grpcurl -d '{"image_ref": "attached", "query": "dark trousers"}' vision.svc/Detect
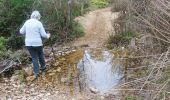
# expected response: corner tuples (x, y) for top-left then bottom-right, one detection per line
(26, 46), (46, 76)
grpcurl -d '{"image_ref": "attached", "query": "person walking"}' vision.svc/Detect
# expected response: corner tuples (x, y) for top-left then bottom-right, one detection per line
(20, 10), (50, 79)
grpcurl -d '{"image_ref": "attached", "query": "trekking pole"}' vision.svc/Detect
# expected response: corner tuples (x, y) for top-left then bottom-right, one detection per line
(48, 33), (56, 60)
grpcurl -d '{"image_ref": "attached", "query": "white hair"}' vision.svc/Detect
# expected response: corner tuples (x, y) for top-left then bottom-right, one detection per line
(30, 11), (41, 20)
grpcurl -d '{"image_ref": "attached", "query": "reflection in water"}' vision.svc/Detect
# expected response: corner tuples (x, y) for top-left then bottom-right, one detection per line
(78, 50), (123, 94)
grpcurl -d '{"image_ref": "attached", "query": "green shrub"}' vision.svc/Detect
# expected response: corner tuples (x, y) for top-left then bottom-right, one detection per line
(68, 22), (84, 40)
(91, 0), (109, 8)
(125, 96), (136, 100)
(33, 0), (86, 43)
(0, 36), (8, 51)
(6, 34), (24, 50)
(0, 0), (34, 50)
(107, 32), (136, 49)
(0, 0), (34, 36)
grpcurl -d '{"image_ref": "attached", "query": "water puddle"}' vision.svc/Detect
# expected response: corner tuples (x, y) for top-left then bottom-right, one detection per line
(78, 49), (123, 94)
(36, 48), (123, 95)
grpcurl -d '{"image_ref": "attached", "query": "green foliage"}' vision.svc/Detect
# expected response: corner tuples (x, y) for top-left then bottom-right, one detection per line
(0, 0), (87, 50)
(69, 22), (84, 40)
(107, 32), (136, 49)
(0, 0), (34, 36)
(7, 34), (24, 50)
(0, 0), (34, 49)
(33, 0), (85, 43)
(125, 96), (136, 100)
(0, 36), (7, 51)
(90, 0), (108, 8)
(0, 36), (8, 60)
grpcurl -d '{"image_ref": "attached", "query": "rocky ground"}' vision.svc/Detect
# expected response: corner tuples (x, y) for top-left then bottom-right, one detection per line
(0, 46), (117, 100)
(0, 71), (116, 100)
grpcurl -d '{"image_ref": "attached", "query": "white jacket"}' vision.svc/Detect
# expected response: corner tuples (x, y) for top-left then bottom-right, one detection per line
(20, 19), (49, 46)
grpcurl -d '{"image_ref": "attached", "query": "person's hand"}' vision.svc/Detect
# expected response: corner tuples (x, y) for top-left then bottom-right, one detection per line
(47, 33), (51, 38)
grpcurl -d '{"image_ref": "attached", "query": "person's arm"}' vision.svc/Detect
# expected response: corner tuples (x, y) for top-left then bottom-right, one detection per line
(20, 23), (26, 34)
(39, 23), (50, 39)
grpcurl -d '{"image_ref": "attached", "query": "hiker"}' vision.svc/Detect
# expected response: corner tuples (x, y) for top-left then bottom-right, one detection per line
(20, 10), (50, 78)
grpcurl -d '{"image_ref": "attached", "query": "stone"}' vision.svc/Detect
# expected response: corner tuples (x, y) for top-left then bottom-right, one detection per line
(46, 93), (51, 96)
(49, 73), (55, 76)
(72, 49), (76, 52)
(101, 96), (104, 99)
(47, 70), (53, 73)
(89, 87), (98, 94)
(10, 75), (19, 82)
(61, 77), (69, 83)
(52, 70), (57, 73)
(71, 98), (75, 100)
(54, 62), (59, 66)
(26, 76), (36, 82)
(30, 88), (35, 92)
(24, 67), (33, 76)
(57, 67), (61, 72)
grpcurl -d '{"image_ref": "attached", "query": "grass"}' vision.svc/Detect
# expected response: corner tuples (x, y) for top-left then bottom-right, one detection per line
(90, 0), (109, 9)
(107, 32), (136, 49)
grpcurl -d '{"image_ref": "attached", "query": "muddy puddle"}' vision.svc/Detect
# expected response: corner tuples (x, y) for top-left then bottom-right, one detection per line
(78, 49), (123, 94)
(36, 48), (123, 95)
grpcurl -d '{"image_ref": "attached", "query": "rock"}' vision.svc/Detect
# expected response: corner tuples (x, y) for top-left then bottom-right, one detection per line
(12, 83), (18, 88)
(52, 70), (57, 73)
(38, 94), (44, 97)
(30, 88), (35, 92)
(54, 62), (59, 66)
(60, 58), (66, 61)
(57, 67), (61, 72)
(101, 96), (104, 99)
(24, 67), (33, 76)
(55, 91), (59, 95)
(30, 84), (35, 87)
(89, 87), (98, 94)
(49, 73), (55, 76)
(47, 70), (53, 73)
(65, 51), (71, 55)
(10, 75), (19, 82)
(61, 77), (69, 83)
(71, 98), (75, 100)
(46, 93), (51, 96)
(72, 49), (76, 52)
(26, 76), (36, 82)
(49, 53), (55, 57)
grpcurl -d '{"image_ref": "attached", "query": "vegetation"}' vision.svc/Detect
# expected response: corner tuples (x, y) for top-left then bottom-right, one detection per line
(0, 0), (89, 51)
(110, 0), (170, 99)
(107, 32), (136, 49)
(90, 0), (109, 8)
(0, 37), (7, 51)
(125, 96), (136, 100)
(0, 0), (34, 49)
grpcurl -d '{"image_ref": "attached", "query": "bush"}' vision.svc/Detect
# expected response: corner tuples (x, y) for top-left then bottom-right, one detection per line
(33, 0), (86, 43)
(0, 36), (8, 51)
(125, 96), (136, 100)
(107, 32), (136, 49)
(111, 0), (128, 12)
(7, 34), (24, 50)
(0, 0), (34, 49)
(68, 22), (84, 40)
(0, 0), (34, 36)
(91, 0), (109, 8)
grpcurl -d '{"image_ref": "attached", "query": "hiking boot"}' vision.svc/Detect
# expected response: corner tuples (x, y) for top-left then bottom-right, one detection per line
(40, 67), (47, 72)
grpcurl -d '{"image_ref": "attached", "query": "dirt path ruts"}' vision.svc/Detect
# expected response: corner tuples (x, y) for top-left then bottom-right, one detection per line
(73, 7), (119, 48)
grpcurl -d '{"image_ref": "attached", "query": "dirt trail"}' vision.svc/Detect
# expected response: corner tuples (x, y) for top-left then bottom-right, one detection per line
(73, 7), (119, 48)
